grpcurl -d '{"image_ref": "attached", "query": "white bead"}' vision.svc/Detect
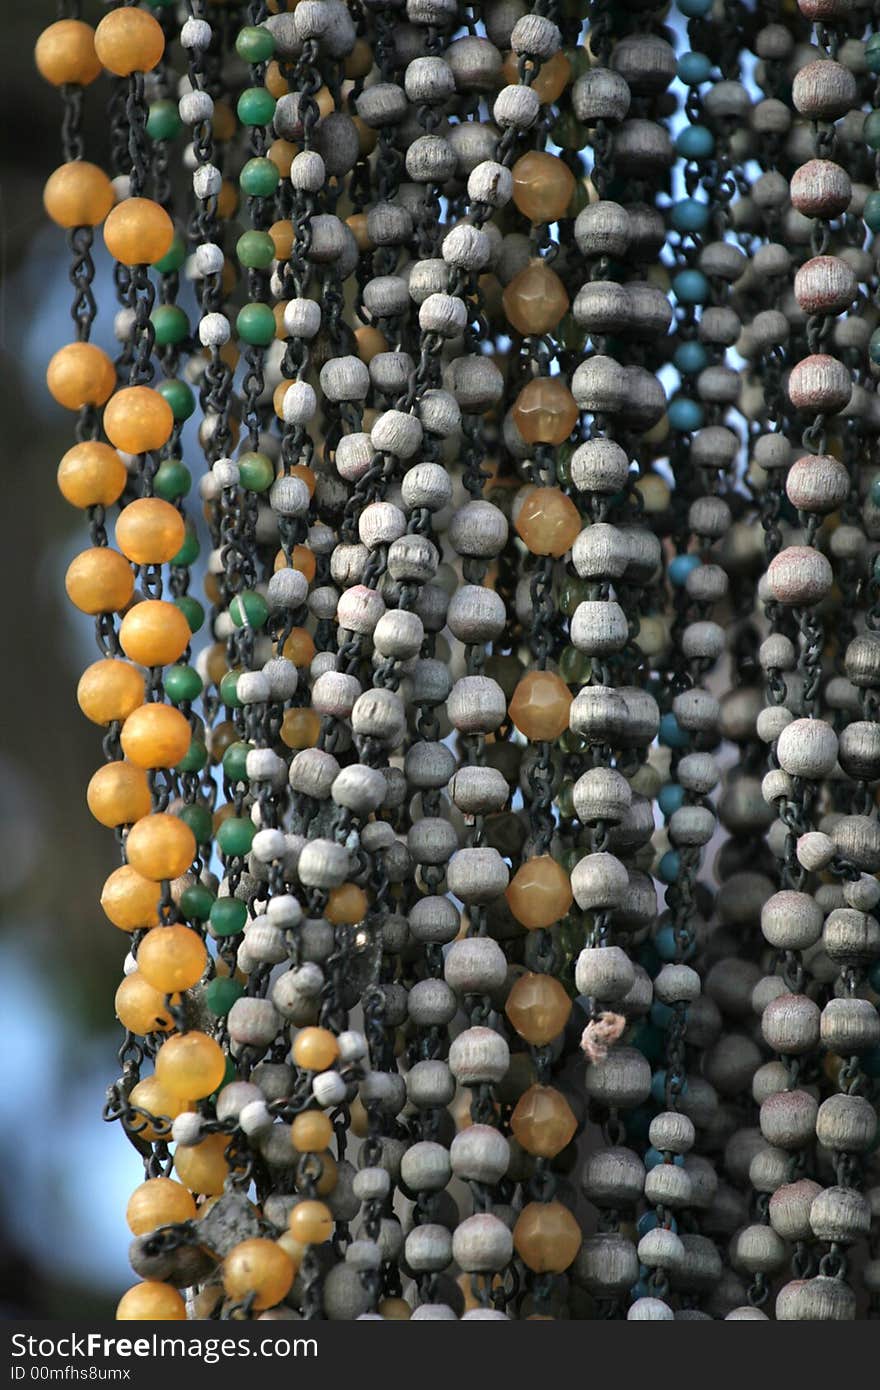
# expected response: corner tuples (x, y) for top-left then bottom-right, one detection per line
(281, 380), (317, 425)
(198, 312), (230, 347)
(313, 1071), (347, 1107)
(180, 19), (212, 49)
(284, 299), (322, 339)
(194, 242), (224, 276)
(193, 163), (222, 198)
(179, 91), (213, 124)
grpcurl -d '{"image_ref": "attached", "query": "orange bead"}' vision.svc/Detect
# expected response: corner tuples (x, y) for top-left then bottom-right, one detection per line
(138, 924), (207, 993)
(115, 971), (175, 1035)
(508, 670), (573, 740)
(101, 864), (160, 932)
(119, 599), (192, 667)
(287, 1199), (333, 1245)
(505, 972), (572, 1045)
(65, 546), (134, 614)
(87, 761), (152, 828)
(280, 706), (320, 750)
(223, 1239), (294, 1310)
(94, 8), (165, 75)
(156, 1030), (226, 1099)
(104, 384), (174, 451)
(47, 342), (116, 409)
(78, 658), (145, 726)
(44, 161), (115, 228)
(354, 326), (387, 362)
(269, 220), (293, 260)
(511, 151), (576, 223)
(275, 546), (316, 583)
(347, 215), (375, 254)
(35, 20), (102, 86)
(326, 883), (368, 925)
(174, 1133), (230, 1195)
(290, 1111), (334, 1153)
(265, 61), (289, 98)
(104, 196), (174, 265)
(127, 1075), (191, 1141)
(513, 1200), (581, 1273)
(276, 1233), (305, 1272)
(281, 627), (316, 667)
(510, 1084), (577, 1158)
(502, 50), (571, 104)
(511, 382), (579, 449)
(379, 1298), (411, 1320)
(126, 1177), (197, 1236)
(289, 465), (316, 497)
(353, 116), (377, 156)
(58, 441), (127, 509)
(291, 1027), (339, 1072)
(345, 38), (374, 79)
(209, 720), (238, 762)
(121, 703), (192, 769)
(302, 1151), (338, 1198)
(116, 498), (186, 565)
(506, 854), (573, 930)
(515, 484), (581, 555)
(126, 813), (196, 881)
(217, 180), (239, 220)
(116, 1281), (186, 1321)
(502, 260), (570, 337)
(212, 101), (236, 142)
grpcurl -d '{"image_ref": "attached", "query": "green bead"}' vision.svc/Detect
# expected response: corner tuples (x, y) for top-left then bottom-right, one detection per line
(566, 46), (592, 79)
(559, 645), (592, 685)
(868, 33), (880, 73)
(236, 24), (275, 63)
(156, 377), (195, 421)
(870, 475), (880, 508)
(177, 803), (213, 844)
(237, 450), (275, 492)
(217, 1054), (237, 1091)
(559, 725), (589, 755)
(172, 527), (200, 567)
(180, 883), (214, 922)
(556, 781), (576, 819)
(217, 816), (255, 858)
(236, 229), (276, 269)
(229, 589), (269, 629)
(153, 457), (191, 500)
(870, 328), (880, 367)
(555, 442), (574, 487)
(222, 740), (250, 784)
(235, 302), (276, 347)
(240, 157), (281, 198)
(865, 191), (880, 232)
(552, 113), (589, 151)
(865, 110), (880, 150)
(164, 664), (203, 704)
(206, 976), (245, 1016)
(219, 670), (242, 709)
(177, 739), (208, 774)
(154, 233), (186, 274)
(175, 595), (205, 633)
(237, 86), (276, 127)
(209, 897), (248, 938)
(150, 304), (189, 346)
(146, 99), (182, 141)
(559, 577), (588, 617)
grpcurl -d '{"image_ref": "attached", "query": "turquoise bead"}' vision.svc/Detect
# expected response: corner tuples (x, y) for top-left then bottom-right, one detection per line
(677, 51), (712, 85)
(668, 553), (701, 586)
(868, 33), (880, 74)
(164, 664), (203, 704)
(146, 99), (182, 142)
(657, 850), (681, 885)
(235, 25), (275, 63)
(219, 670), (242, 709)
(673, 340), (707, 375)
(222, 740), (250, 784)
(677, 0), (713, 14)
(658, 783), (685, 818)
(672, 269), (709, 304)
(177, 739), (208, 773)
(865, 110), (880, 150)
(668, 396), (704, 432)
(674, 126), (714, 160)
(671, 198), (710, 234)
(209, 897), (248, 938)
(869, 478), (880, 510)
(179, 883), (214, 922)
(864, 190), (880, 231)
(172, 528), (200, 567)
(206, 976), (245, 1016)
(217, 816), (256, 858)
(154, 233), (186, 275)
(870, 328), (880, 367)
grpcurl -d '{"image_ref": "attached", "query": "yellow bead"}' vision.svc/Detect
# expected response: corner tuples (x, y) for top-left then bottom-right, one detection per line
(101, 864), (160, 932)
(290, 1111), (334, 1153)
(502, 259), (570, 337)
(94, 9), (165, 76)
(156, 1030), (226, 1099)
(35, 20), (102, 86)
(505, 971), (572, 1045)
(64, 546), (133, 615)
(119, 599), (192, 667)
(126, 1177), (197, 1236)
(114, 971), (175, 1035)
(104, 384), (174, 451)
(510, 1084), (577, 1158)
(287, 1199), (333, 1245)
(511, 381), (579, 448)
(78, 658), (145, 726)
(58, 441), (127, 509)
(326, 883), (368, 925)
(223, 1239), (294, 1310)
(505, 854), (573, 930)
(127, 1075), (191, 1141)
(47, 342), (116, 409)
(126, 813), (196, 881)
(116, 1281), (186, 1321)
(121, 703), (192, 769)
(116, 498), (186, 565)
(275, 1233), (305, 1273)
(292, 1027), (339, 1072)
(508, 670), (573, 741)
(513, 1200), (581, 1273)
(511, 151), (576, 223)
(87, 760), (152, 827)
(44, 161), (115, 228)
(174, 1134), (230, 1195)
(299, 1151), (338, 1198)
(137, 925), (207, 993)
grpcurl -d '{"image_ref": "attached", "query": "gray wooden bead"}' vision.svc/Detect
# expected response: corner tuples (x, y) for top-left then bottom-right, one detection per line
(400, 1141), (452, 1194)
(351, 687), (406, 745)
(571, 599), (629, 654)
(447, 585), (506, 642)
(767, 545), (833, 605)
(573, 766), (631, 825)
(216, 1081), (262, 1123)
(356, 82), (407, 127)
(404, 55), (454, 103)
(649, 1111), (695, 1155)
(289, 749), (340, 799)
(322, 1264), (371, 1321)
(574, 945), (634, 1001)
(363, 274), (409, 318)
(794, 256), (858, 316)
(331, 764), (387, 816)
(452, 1214), (513, 1272)
(761, 993), (821, 1054)
(776, 1276), (856, 1321)
(820, 997), (880, 1052)
(638, 1227), (685, 1270)
(409, 895), (460, 944)
(760, 1089), (818, 1149)
(411, 1305), (457, 1320)
(406, 134), (457, 184)
(405, 1225), (453, 1274)
(732, 1224), (787, 1274)
(493, 83), (540, 129)
(831, 816), (880, 872)
(447, 675), (506, 733)
(752, 975), (788, 1016)
(369, 350), (413, 396)
(823, 907), (880, 960)
(449, 500), (508, 557)
(406, 1059), (455, 1109)
(335, 432), (374, 483)
(644, 1164), (693, 1209)
(311, 671), (361, 720)
(571, 521), (629, 580)
(447, 847), (509, 903)
(448, 1026), (509, 1084)
(444, 936), (507, 995)
(450, 1124), (510, 1183)
(401, 462), (452, 513)
(448, 765), (509, 815)
(583, 1046), (651, 1108)
(787, 354), (852, 413)
(446, 353), (505, 411)
(810, 1186), (871, 1244)
(360, 1069), (406, 1115)
(571, 852), (628, 911)
(769, 1179), (823, 1240)
(580, 1146), (644, 1207)
(654, 964), (701, 1005)
(613, 119), (674, 176)
(404, 741), (455, 791)
(628, 1297), (674, 1320)
(815, 1093), (877, 1152)
(407, 816), (459, 866)
(838, 722), (880, 781)
(574, 1233), (638, 1295)
(447, 35), (502, 90)
(785, 453), (850, 514)
(668, 804), (716, 847)
(467, 159), (512, 207)
(373, 608), (424, 659)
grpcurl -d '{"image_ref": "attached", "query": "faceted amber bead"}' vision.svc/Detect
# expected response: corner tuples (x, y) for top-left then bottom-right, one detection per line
(509, 670), (573, 740)
(512, 151), (576, 223)
(326, 883), (368, 925)
(127, 1075), (191, 1142)
(292, 1027), (339, 1072)
(282, 627), (316, 666)
(514, 1200), (582, 1273)
(119, 598), (192, 666)
(174, 1133), (230, 1195)
(502, 259), (570, 337)
(47, 342), (116, 410)
(87, 761), (152, 828)
(126, 813), (196, 883)
(224, 1239), (294, 1311)
(94, 8), (165, 76)
(44, 162), (115, 229)
(505, 972), (572, 1045)
(291, 1111), (334, 1153)
(510, 1084), (577, 1158)
(506, 855), (573, 930)
(157, 1030), (225, 1099)
(104, 384), (174, 451)
(515, 484), (581, 556)
(114, 971), (175, 1035)
(502, 49), (571, 104)
(116, 498), (186, 565)
(35, 19), (102, 86)
(101, 864), (160, 932)
(138, 925), (207, 993)
(126, 1177), (197, 1236)
(511, 380), (579, 448)
(58, 441), (127, 509)
(288, 1199), (333, 1245)
(280, 706), (320, 750)
(121, 703), (192, 769)
(65, 547), (133, 615)
(116, 1281), (186, 1321)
